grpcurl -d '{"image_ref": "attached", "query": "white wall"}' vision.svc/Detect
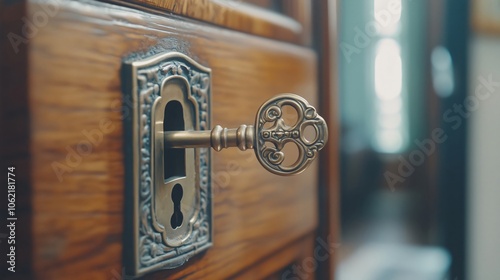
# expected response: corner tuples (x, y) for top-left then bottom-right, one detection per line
(467, 34), (500, 280)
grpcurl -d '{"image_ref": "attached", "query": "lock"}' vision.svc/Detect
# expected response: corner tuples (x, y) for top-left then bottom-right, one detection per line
(122, 52), (213, 276)
(122, 52), (327, 277)
(152, 79), (199, 247)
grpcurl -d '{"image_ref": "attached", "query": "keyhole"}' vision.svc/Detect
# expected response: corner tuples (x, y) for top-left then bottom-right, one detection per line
(164, 101), (186, 181)
(170, 184), (184, 229)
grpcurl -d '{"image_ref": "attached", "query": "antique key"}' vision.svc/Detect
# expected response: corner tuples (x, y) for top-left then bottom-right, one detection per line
(163, 94), (328, 175)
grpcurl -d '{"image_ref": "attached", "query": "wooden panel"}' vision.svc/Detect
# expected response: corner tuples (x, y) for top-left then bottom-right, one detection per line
(25, 0), (318, 279)
(281, 0), (313, 46)
(234, 233), (316, 280)
(312, 0), (341, 278)
(106, 0), (305, 45)
(222, 0), (313, 46)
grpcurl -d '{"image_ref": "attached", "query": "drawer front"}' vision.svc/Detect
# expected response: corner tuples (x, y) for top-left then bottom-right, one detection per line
(28, 0), (318, 279)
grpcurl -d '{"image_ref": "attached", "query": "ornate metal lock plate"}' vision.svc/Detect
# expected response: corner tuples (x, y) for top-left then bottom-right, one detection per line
(122, 52), (213, 277)
(121, 51), (328, 277)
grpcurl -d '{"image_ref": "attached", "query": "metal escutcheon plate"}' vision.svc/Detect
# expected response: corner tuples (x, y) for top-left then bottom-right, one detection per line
(122, 52), (213, 277)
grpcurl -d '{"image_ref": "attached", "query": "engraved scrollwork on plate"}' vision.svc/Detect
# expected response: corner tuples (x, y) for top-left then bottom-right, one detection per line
(254, 94), (328, 176)
(123, 52), (212, 276)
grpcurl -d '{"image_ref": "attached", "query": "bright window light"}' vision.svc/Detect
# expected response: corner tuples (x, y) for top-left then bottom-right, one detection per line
(375, 39), (402, 100)
(378, 98), (402, 115)
(373, 39), (406, 153)
(378, 114), (402, 129)
(374, 0), (402, 35)
(372, 0), (406, 153)
(376, 129), (403, 153)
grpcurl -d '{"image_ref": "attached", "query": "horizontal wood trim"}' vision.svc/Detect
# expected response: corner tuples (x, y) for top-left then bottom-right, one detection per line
(106, 0), (305, 44)
(281, 0), (313, 46)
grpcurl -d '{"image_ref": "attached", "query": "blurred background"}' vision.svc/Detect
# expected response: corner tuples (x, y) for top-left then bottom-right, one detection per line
(336, 0), (500, 280)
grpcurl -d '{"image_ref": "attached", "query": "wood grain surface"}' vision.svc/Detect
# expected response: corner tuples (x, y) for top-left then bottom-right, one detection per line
(21, 0), (319, 279)
(105, 0), (305, 45)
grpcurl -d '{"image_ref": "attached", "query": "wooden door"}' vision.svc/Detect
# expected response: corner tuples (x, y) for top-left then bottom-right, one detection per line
(0, 0), (340, 279)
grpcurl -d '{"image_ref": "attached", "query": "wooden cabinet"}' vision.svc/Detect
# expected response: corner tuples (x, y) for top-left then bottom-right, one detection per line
(0, 0), (339, 279)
